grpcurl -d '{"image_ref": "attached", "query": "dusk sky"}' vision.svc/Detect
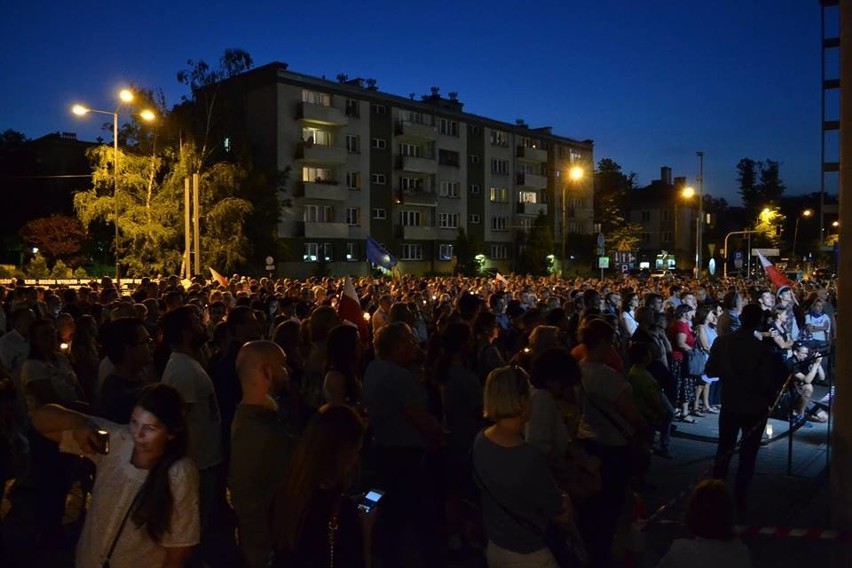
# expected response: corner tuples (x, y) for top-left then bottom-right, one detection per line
(1, 1), (826, 204)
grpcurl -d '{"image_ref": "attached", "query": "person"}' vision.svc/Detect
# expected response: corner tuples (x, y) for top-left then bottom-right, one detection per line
(322, 324), (363, 408)
(668, 304), (700, 422)
(619, 293), (640, 338)
(99, 317), (154, 423)
(765, 305), (794, 359)
(69, 314), (101, 404)
(361, 321), (443, 567)
(717, 291), (743, 337)
(29, 383), (200, 567)
(230, 341), (297, 568)
(803, 297), (830, 371)
(160, 306), (224, 539)
(694, 305), (720, 414)
(706, 304), (782, 513)
(473, 311), (504, 382)
(785, 343), (826, 425)
(269, 405), (370, 568)
(655, 479), (752, 568)
(576, 318), (646, 568)
(472, 365), (573, 567)
(627, 342), (674, 460)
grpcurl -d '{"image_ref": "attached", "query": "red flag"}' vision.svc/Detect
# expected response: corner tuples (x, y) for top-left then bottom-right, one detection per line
(209, 267), (228, 287)
(757, 251), (795, 289)
(495, 272), (508, 285)
(338, 277), (369, 343)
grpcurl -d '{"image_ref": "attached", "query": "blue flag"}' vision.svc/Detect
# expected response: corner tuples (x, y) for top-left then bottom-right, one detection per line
(366, 236), (397, 270)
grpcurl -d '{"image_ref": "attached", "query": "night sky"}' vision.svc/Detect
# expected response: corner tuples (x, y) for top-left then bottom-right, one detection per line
(1, 0), (824, 204)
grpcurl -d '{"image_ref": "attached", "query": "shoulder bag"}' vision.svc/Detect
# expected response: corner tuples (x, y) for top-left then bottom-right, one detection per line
(102, 487), (143, 568)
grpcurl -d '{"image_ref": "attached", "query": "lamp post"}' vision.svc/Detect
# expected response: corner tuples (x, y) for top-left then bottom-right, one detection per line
(562, 165), (583, 275)
(72, 90), (155, 285)
(696, 151), (704, 277)
(792, 209), (813, 264)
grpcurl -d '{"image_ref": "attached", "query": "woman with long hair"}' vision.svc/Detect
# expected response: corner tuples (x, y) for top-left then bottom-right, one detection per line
(694, 305), (720, 414)
(30, 383), (199, 567)
(69, 314), (102, 405)
(323, 324), (363, 408)
(668, 304), (700, 423)
(270, 405), (369, 567)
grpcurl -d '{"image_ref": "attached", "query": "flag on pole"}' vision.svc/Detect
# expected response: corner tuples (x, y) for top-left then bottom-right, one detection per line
(757, 251), (795, 290)
(495, 272), (508, 285)
(366, 236), (398, 271)
(209, 267), (228, 287)
(338, 276), (369, 343)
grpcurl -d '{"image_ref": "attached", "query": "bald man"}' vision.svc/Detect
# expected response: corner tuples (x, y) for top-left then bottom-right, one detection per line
(229, 340), (297, 568)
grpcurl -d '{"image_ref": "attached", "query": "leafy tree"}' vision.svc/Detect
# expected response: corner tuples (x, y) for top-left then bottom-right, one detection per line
(593, 159), (643, 254)
(753, 205), (786, 248)
(50, 260), (72, 279)
(18, 214), (88, 267)
(737, 158), (785, 223)
(516, 212), (555, 275)
(453, 228), (479, 276)
(26, 253), (49, 279)
(73, 267), (89, 279)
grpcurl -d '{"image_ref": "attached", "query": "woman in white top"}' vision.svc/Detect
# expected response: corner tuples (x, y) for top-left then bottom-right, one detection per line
(30, 383), (200, 568)
(619, 292), (641, 338)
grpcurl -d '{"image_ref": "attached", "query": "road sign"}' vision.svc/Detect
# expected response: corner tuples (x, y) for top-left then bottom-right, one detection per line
(598, 256), (610, 269)
(620, 263), (629, 274)
(735, 251), (743, 260)
(597, 233), (605, 248)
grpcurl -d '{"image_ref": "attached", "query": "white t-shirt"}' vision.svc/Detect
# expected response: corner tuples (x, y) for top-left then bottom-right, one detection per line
(805, 312), (830, 342)
(60, 417), (200, 568)
(21, 355), (79, 406)
(162, 352), (223, 470)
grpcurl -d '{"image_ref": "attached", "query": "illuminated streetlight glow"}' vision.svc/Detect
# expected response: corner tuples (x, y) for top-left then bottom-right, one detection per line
(682, 186), (695, 199)
(833, 220), (839, 227)
(139, 109), (156, 122)
(803, 209), (813, 217)
(569, 166), (584, 181)
(119, 89), (134, 103)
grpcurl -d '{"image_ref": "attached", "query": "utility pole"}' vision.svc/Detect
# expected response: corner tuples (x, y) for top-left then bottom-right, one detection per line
(696, 151), (704, 277)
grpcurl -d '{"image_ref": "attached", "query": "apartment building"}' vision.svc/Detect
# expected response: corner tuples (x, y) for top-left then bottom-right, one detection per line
(220, 62), (593, 277)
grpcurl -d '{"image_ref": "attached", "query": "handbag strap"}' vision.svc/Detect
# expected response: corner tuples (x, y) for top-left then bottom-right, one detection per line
(470, 443), (544, 538)
(585, 393), (634, 443)
(104, 485), (143, 564)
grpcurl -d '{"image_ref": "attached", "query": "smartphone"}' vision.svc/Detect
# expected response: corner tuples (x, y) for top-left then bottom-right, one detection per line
(96, 430), (110, 454)
(357, 489), (385, 513)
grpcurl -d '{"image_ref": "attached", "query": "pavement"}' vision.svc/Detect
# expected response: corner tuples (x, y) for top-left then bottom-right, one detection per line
(1, 384), (845, 567)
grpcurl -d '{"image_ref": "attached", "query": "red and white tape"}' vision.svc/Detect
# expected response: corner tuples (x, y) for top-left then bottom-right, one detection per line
(736, 525), (852, 541)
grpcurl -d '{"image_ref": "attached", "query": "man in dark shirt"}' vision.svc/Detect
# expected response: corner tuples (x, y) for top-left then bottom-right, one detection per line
(706, 303), (785, 512)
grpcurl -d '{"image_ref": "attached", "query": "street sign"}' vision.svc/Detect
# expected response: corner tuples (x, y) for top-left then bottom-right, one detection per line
(597, 233), (605, 248)
(620, 264), (629, 274)
(265, 256), (274, 265)
(598, 256), (610, 269)
(735, 251), (743, 260)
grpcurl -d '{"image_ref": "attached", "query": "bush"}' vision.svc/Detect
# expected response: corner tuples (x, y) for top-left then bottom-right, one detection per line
(26, 254), (49, 279)
(50, 260), (72, 279)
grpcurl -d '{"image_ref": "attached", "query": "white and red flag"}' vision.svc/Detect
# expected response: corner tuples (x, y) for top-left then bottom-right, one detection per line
(209, 267), (229, 287)
(338, 277), (370, 343)
(495, 273), (508, 285)
(757, 251), (795, 290)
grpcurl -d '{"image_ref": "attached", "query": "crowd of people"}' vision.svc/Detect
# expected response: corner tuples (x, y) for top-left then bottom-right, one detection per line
(0, 270), (837, 567)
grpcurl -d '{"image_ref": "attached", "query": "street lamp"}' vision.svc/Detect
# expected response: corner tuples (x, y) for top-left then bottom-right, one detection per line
(792, 209), (813, 263)
(562, 165), (584, 275)
(72, 89), (155, 285)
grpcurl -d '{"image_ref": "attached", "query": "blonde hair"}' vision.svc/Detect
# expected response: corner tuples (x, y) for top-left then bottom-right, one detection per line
(529, 325), (560, 353)
(483, 366), (530, 421)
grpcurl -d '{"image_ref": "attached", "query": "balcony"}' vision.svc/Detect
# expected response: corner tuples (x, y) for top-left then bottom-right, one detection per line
(296, 142), (347, 164)
(304, 222), (349, 239)
(395, 120), (437, 139)
(396, 155), (438, 174)
(516, 202), (548, 216)
(297, 102), (348, 126)
(300, 181), (348, 202)
(516, 145), (547, 162)
(516, 172), (547, 189)
(398, 189), (438, 206)
(396, 225), (437, 240)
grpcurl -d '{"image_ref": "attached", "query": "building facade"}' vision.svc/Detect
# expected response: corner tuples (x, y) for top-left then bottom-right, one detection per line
(222, 63), (594, 277)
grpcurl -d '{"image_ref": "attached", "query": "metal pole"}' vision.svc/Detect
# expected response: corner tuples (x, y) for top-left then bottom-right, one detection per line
(561, 182), (567, 276)
(723, 229), (754, 279)
(793, 216), (801, 263)
(113, 112), (120, 287)
(747, 231), (752, 276)
(696, 151), (704, 276)
(193, 173), (200, 276)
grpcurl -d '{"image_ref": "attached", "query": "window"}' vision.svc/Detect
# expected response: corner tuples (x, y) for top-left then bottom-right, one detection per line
(439, 118), (459, 137)
(346, 135), (360, 153)
(371, 138), (387, 149)
(371, 104), (386, 115)
(491, 159), (509, 175)
(662, 210), (672, 222)
(399, 142), (422, 157)
(519, 218), (533, 232)
(520, 137), (542, 149)
(470, 125), (482, 135)
(439, 181), (460, 198)
(223, 137), (231, 153)
(371, 173), (386, 185)
(438, 149), (460, 167)
(469, 213), (481, 224)
(400, 210), (421, 226)
(304, 204), (334, 223)
(345, 99), (360, 117)
(345, 242), (358, 261)
(346, 171), (361, 190)
(490, 245), (508, 260)
(439, 244), (454, 260)
(302, 89), (331, 106)
(304, 242), (319, 262)
(640, 211), (651, 222)
(518, 191), (537, 204)
(661, 231), (672, 243)
(321, 243), (333, 262)
(400, 177), (424, 192)
(302, 127), (333, 146)
(641, 232), (651, 244)
(402, 110), (424, 124)
(469, 184), (481, 195)
(346, 207), (360, 226)
(491, 217), (508, 231)
(490, 130), (509, 146)
(469, 154), (481, 164)
(438, 213), (459, 229)
(489, 187), (509, 203)
(401, 244), (423, 261)
(302, 166), (335, 183)
(372, 208), (387, 220)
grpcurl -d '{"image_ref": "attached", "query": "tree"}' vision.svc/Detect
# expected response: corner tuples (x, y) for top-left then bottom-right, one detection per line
(26, 253), (49, 279)
(18, 214), (88, 267)
(50, 260), (72, 279)
(516, 212), (555, 275)
(453, 228), (479, 276)
(737, 157), (786, 222)
(593, 158), (643, 254)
